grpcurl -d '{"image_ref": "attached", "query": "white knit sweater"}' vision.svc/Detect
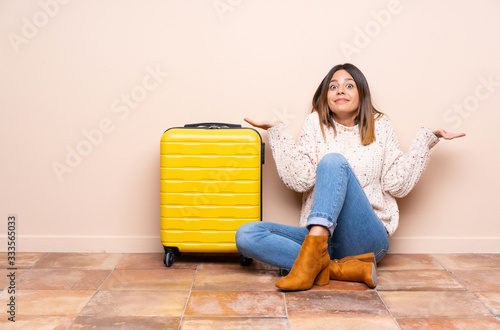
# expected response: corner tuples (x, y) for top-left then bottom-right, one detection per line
(267, 111), (439, 236)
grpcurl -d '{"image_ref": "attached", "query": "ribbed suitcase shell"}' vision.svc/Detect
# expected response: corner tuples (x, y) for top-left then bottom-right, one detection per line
(160, 124), (263, 256)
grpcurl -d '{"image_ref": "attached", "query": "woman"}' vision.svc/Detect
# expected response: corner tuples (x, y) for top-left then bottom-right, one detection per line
(235, 63), (465, 291)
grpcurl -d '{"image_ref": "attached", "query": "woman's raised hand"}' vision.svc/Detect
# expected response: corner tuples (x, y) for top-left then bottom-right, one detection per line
(432, 129), (466, 140)
(244, 118), (282, 130)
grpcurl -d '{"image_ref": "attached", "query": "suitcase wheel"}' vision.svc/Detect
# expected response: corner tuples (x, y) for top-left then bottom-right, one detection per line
(164, 252), (175, 267)
(239, 255), (253, 267)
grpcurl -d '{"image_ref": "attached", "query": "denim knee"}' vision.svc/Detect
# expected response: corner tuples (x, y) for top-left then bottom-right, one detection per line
(235, 222), (258, 253)
(375, 249), (388, 263)
(318, 153), (348, 171)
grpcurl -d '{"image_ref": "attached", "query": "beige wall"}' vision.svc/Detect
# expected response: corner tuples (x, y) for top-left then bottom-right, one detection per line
(1, 0), (499, 253)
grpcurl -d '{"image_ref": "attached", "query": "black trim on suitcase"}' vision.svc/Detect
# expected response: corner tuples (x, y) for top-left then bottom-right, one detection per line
(183, 123), (242, 129)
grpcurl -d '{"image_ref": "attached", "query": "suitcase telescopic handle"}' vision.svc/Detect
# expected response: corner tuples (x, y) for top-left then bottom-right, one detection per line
(184, 123), (242, 129)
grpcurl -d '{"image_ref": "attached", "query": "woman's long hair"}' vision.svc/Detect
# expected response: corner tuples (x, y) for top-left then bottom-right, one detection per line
(312, 63), (382, 146)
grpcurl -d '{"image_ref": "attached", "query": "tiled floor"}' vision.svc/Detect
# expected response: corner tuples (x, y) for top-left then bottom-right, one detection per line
(1, 253), (500, 329)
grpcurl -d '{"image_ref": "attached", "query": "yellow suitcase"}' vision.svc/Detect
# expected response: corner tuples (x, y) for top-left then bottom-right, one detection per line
(160, 123), (264, 267)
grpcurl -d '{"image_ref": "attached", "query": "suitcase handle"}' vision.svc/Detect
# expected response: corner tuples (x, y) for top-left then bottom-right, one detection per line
(184, 123), (242, 129)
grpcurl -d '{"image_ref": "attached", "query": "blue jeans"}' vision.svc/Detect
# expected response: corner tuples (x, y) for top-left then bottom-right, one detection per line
(236, 153), (389, 271)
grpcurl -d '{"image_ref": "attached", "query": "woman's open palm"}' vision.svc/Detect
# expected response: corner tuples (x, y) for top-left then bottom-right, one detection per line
(244, 118), (281, 130)
(432, 129), (466, 140)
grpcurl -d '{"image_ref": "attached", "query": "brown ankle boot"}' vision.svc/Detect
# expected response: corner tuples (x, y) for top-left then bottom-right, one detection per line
(329, 259), (377, 288)
(335, 252), (376, 264)
(275, 235), (330, 291)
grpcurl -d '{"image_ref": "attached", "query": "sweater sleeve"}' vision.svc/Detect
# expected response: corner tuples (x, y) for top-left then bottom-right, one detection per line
(267, 113), (319, 193)
(381, 118), (440, 198)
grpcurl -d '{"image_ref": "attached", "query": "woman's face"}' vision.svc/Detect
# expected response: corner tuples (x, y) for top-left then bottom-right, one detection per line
(327, 69), (360, 125)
